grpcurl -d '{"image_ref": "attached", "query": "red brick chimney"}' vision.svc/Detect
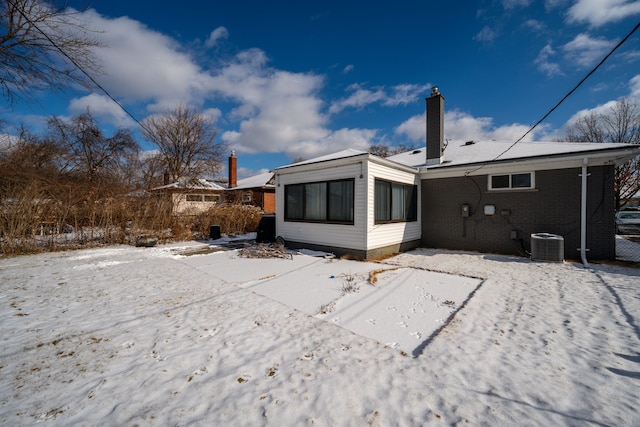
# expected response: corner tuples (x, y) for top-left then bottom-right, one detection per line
(426, 86), (444, 165)
(228, 151), (237, 188)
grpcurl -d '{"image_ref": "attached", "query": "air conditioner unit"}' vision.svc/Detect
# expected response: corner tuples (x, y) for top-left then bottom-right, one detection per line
(531, 233), (564, 262)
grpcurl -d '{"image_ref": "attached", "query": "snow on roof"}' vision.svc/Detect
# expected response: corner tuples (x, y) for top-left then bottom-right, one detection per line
(276, 148), (367, 169)
(230, 172), (274, 190)
(388, 139), (640, 169)
(153, 178), (226, 191)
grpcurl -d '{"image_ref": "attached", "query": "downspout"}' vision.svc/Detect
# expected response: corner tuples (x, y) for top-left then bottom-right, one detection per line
(580, 157), (590, 268)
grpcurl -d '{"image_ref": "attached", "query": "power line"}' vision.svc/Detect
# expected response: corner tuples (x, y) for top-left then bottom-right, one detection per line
(465, 20), (640, 176)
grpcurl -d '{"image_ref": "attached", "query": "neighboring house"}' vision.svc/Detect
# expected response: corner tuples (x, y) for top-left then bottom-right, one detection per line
(151, 178), (225, 215)
(225, 152), (276, 214)
(274, 88), (640, 261)
(149, 152), (275, 215)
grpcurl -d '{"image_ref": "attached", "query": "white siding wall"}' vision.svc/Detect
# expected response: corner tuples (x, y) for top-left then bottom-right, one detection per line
(365, 162), (421, 250)
(275, 163), (367, 250)
(172, 193), (220, 215)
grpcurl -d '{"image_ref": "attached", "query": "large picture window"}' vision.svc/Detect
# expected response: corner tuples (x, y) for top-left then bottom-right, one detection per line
(374, 179), (417, 223)
(489, 172), (535, 191)
(285, 179), (354, 224)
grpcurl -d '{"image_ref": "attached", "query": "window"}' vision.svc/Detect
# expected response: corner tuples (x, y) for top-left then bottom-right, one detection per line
(187, 194), (220, 202)
(374, 179), (417, 223)
(285, 179), (354, 224)
(489, 172), (534, 191)
(242, 192), (252, 203)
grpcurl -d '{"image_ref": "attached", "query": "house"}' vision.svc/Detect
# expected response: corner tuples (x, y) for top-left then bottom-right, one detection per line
(274, 88), (640, 261)
(151, 177), (225, 215)
(275, 149), (421, 259)
(150, 152), (275, 216)
(225, 152), (276, 214)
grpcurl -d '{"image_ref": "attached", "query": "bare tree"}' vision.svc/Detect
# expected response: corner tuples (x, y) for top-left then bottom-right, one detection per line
(369, 143), (417, 158)
(0, 0), (101, 104)
(46, 109), (139, 184)
(0, 124), (64, 178)
(564, 98), (640, 209)
(141, 104), (226, 183)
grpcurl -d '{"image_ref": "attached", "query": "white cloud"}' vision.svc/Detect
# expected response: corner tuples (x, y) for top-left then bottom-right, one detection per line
(522, 19), (545, 32)
(80, 9), (209, 112)
(73, 11), (345, 159)
(343, 64), (354, 74)
(553, 74), (640, 137)
(237, 166), (270, 180)
(501, 0), (533, 10)
(394, 114), (425, 142)
(567, 0), (640, 27)
(66, 10), (421, 161)
(563, 99), (619, 129)
(202, 107), (223, 121)
(329, 83), (430, 114)
(208, 53), (329, 156)
(284, 128), (377, 160)
(562, 33), (617, 67)
(329, 84), (385, 114)
(535, 44), (563, 76)
(395, 110), (536, 143)
(545, 0), (569, 11)
(68, 94), (136, 128)
(205, 27), (229, 48)
(630, 74), (640, 98)
(473, 26), (499, 44)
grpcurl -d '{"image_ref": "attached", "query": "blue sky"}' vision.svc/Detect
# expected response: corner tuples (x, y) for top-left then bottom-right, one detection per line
(3, 0), (640, 179)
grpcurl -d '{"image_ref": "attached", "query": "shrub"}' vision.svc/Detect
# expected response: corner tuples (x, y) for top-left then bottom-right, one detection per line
(188, 203), (263, 239)
(0, 186), (265, 255)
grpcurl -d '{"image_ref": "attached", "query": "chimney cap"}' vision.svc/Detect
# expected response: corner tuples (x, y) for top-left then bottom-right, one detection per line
(430, 86), (440, 97)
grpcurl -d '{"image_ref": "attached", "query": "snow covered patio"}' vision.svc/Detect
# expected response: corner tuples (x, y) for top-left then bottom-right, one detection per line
(1, 242), (639, 425)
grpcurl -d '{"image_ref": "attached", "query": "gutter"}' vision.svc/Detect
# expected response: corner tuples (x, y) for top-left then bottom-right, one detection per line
(580, 157), (590, 268)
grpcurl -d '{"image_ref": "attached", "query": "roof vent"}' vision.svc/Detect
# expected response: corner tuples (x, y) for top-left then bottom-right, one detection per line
(530, 233), (564, 262)
(412, 149), (422, 154)
(464, 140), (475, 146)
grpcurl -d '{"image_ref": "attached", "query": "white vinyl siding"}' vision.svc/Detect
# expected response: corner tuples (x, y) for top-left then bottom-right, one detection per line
(277, 163), (366, 251)
(366, 162), (421, 251)
(275, 156), (421, 254)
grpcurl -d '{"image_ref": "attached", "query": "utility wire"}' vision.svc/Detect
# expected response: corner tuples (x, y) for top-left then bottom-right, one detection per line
(465, 20), (640, 176)
(5, 0), (151, 134)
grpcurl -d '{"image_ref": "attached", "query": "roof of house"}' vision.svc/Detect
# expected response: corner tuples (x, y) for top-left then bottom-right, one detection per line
(274, 140), (640, 177)
(276, 149), (367, 170)
(229, 172), (275, 190)
(388, 139), (640, 169)
(152, 178), (226, 191)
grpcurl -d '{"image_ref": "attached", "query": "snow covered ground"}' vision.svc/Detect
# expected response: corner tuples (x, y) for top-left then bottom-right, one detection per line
(1, 240), (639, 426)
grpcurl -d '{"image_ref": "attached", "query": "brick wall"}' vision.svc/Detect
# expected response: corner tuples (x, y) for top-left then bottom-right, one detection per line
(421, 165), (616, 260)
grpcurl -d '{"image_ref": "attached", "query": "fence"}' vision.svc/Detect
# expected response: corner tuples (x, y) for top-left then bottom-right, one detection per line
(616, 234), (640, 266)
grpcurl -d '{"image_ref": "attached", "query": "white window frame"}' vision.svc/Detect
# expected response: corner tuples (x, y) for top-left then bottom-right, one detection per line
(284, 179), (355, 224)
(186, 193), (220, 203)
(488, 172), (535, 191)
(204, 194), (221, 203)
